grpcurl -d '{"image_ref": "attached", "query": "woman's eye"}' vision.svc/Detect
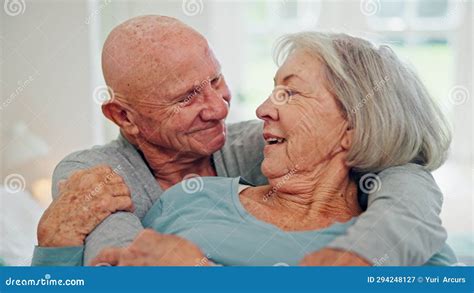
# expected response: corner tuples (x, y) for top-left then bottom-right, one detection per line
(286, 89), (300, 99)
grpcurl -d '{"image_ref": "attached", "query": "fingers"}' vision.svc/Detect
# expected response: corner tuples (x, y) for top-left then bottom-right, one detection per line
(139, 229), (162, 239)
(89, 247), (124, 266)
(131, 229), (162, 246)
(106, 183), (130, 197)
(108, 195), (134, 213)
(84, 166), (129, 195)
(68, 164), (123, 184)
(64, 164), (130, 197)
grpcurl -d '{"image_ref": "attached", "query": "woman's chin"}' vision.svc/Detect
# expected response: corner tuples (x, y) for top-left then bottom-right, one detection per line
(261, 159), (286, 179)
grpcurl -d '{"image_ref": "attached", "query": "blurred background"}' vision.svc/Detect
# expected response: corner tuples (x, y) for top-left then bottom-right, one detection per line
(1, 0), (472, 265)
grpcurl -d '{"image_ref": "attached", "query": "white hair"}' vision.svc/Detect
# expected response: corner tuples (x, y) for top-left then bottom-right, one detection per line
(274, 32), (452, 172)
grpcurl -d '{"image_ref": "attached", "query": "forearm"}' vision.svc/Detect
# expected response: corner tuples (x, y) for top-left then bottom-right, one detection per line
(327, 164), (446, 266)
(83, 212), (143, 265)
(327, 203), (446, 266)
(32, 213), (143, 266)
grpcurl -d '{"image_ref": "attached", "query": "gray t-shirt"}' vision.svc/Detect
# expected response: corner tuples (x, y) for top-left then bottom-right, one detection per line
(32, 120), (448, 266)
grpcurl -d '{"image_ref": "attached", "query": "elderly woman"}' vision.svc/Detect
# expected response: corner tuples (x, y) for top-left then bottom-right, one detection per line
(90, 32), (455, 266)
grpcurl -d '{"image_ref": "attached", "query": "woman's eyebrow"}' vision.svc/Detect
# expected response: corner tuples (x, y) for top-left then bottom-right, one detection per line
(275, 73), (305, 85)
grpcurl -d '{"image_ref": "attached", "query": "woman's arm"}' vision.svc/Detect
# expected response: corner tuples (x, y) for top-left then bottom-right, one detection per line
(318, 163), (446, 266)
(90, 229), (208, 266)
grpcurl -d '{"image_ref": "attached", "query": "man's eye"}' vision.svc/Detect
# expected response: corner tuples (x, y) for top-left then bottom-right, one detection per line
(210, 74), (221, 86)
(178, 94), (193, 105)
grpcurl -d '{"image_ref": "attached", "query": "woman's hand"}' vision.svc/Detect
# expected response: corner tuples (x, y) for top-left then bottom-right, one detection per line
(37, 165), (134, 247)
(300, 248), (371, 266)
(90, 229), (209, 266)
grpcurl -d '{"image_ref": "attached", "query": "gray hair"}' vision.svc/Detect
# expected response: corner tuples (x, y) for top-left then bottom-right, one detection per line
(274, 32), (451, 172)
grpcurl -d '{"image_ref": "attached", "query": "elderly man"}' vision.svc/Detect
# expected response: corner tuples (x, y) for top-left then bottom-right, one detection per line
(32, 15), (446, 266)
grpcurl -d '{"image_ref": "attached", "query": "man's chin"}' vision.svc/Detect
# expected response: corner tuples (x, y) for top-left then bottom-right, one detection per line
(204, 131), (226, 154)
(194, 122), (226, 153)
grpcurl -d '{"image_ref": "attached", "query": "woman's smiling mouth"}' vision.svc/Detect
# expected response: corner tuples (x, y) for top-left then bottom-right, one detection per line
(263, 132), (286, 145)
(266, 137), (286, 145)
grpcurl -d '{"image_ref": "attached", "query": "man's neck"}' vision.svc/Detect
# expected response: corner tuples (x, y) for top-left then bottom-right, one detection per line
(125, 133), (216, 190)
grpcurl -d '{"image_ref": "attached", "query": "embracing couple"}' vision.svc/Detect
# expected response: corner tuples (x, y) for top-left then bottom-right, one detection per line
(32, 15), (455, 266)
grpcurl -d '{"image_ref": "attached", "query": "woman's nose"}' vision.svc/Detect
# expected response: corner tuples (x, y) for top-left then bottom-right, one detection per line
(256, 95), (278, 121)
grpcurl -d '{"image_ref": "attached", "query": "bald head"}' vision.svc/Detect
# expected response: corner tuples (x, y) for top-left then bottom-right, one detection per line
(100, 15), (231, 161)
(102, 15), (212, 103)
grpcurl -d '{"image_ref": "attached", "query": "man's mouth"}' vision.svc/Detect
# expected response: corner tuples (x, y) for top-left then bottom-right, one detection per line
(188, 121), (224, 134)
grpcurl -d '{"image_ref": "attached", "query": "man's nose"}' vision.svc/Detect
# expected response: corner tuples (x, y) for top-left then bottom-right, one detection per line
(256, 95), (278, 122)
(199, 85), (229, 121)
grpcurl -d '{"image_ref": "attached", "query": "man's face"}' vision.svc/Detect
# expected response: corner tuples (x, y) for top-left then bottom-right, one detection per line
(127, 40), (231, 157)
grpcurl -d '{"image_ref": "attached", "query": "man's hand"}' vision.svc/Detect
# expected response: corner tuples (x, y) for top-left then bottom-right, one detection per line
(300, 248), (372, 266)
(37, 165), (134, 247)
(90, 229), (208, 266)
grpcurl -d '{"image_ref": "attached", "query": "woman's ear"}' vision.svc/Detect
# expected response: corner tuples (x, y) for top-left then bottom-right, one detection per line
(341, 127), (354, 151)
(102, 102), (140, 136)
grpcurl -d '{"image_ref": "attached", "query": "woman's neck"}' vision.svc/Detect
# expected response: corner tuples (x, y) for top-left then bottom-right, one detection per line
(269, 178), (360, 226)
(258, 153), (362, 230)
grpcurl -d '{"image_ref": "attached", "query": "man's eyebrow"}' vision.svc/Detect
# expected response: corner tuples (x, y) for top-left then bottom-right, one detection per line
(169, 85), (196, 101)
(171, 67), (222, 101)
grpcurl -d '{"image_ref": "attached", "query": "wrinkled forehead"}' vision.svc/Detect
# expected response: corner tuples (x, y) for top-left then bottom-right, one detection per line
(156, 42), (221, 99)
(104, 19), (222, 103)
(120, 37), (221, 104)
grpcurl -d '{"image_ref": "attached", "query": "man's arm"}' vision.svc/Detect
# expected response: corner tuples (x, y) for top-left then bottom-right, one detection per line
(82, 213), (142, 264)
(32, 160), (144, 266)
(325, 163), (446, 266)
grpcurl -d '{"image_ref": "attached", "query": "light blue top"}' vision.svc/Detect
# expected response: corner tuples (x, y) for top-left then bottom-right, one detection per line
(142, 177), (456, 266)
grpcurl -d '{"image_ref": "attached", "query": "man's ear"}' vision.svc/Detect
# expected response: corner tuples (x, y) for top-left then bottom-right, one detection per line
(102, 102), (139, 136)
(341, 127), (354, 151)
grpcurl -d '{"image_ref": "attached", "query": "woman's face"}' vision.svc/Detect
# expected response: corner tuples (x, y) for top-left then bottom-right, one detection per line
(256, 49), (352, 182)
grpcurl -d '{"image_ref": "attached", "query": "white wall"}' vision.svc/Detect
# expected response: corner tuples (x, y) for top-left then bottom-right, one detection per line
(1, 0), (102, 192)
